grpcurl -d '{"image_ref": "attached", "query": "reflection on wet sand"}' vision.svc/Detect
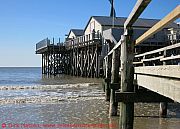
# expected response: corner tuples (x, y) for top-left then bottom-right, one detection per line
(0, 75), (179, 129)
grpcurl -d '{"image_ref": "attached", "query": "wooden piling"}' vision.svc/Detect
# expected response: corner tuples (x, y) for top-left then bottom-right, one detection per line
(109, 49), (120, 116)
(159, 102), (167, 117)
(105, 55), (112, 101)
(42, 54), (44, 74)
(160, 50), (168, 117)
(119, 31), (134, 129)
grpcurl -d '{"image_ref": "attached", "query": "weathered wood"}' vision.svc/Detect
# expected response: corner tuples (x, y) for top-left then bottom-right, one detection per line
(106, 37), (123, 57)
(119, 1), (151, 126)
(141, 56), (164, 62)
(133, 61), (143, 65)
(120, 32), (134, 129)
(134, 73), (180, 103)
(160, 55), (180, 61)
(135, 42), (180, 58)
(159, 102), (168, 117)
(124, 0), (152, 28)
(95, 44), (99, 77)
(105, 55), (112, 101)
(87, 43), (90, 77)
(109, 83), (120, 90)
(80, 50), (83, 76)
(109, 49), (120, 116)
(115, 91), (173, 103)
(88, 46), (97, 77)
(46, 54), (48, 74)
(136, 5), (180, 45)
(160, 53), (168, 118)
(135, 65), (180, 79)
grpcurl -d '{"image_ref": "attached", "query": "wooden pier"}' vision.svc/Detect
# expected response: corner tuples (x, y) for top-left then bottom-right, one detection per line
(36, 32), (102, 77)
(36, 38), (67, 75)
(103, 1), (180, 129)
(35, 1), (180, 128)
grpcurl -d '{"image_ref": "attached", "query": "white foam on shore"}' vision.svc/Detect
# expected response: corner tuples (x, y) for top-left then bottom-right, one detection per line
(0, 83), (100, 91)
(0, 82), (105, 104)
(0, 96), (105, 104)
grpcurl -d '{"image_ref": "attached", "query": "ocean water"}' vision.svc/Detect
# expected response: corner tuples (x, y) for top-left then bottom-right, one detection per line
(0, 67), (41, 86)
(0, 67), (103, 99)
(0, 67), (179, 129)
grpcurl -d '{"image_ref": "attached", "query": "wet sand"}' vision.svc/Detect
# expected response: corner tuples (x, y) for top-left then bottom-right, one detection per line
(0, 78), (179, 129)
(0, 100), (180, 129)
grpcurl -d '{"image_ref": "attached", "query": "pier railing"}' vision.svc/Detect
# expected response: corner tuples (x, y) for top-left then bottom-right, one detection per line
(134, 42), (180, 66)
(167, 33), (180, 44)
(65, 32), (102, 49)
(102, 2), (180, 128)
(36, 38), (50, 51)
(36, 38), (64, 52)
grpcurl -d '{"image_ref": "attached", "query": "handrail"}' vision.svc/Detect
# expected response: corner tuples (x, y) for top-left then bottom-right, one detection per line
(36, 38), (50, 51)
(104, 38), (123, 59)
(135, 5), (180, 45)
(134, 42), (180, 64)
(64, 32), (102, 48)
(135, 42), (180, 58)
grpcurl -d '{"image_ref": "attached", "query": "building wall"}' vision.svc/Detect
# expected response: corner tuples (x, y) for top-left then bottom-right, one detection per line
(84, 17), (102, 35)
(67, 31), (76, 39)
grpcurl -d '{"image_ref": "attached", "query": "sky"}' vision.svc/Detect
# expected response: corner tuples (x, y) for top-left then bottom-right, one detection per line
(0, 0), (179, 67)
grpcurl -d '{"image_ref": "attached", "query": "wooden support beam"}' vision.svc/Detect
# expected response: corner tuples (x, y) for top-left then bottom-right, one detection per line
(120, 32), (134, 129)
(141, 56), (164, 62)
(115, 91), (173, 103)
(135, 42), (180, 58)
(42, 54), (44, 74)
(134, 73), (180, 103)
(106, 37), (123, 57)
(119, 1), (151, 128)
(160, 54), (180, 61)
(136, 5), (180, 45)
(80, 50), (83, 76)
(160, 102), (168, 118)
(109, 49), (120, 116)
(109, 83), (120, 90)
(124, 0), (151, 28)
(105, 55), (112, 101)
(46, 54), (48, 74)
(95, 44), (99, 77)
(135, 65), (180, 79)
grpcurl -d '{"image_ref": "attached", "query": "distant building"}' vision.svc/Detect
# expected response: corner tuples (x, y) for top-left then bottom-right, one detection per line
(66, 29), (84, 40)
(84, 16), (177, 34)
(65, 16), (178, 56)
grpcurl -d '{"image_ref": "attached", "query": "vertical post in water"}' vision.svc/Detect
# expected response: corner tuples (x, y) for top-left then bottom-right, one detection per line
(105, 55), (112, 101)
(160, 102), (167, 117)
(119, 28), (134, 129)
(42, 54), (44, 74)
(160, 50), (168, 117)
(109, 48), (120, 116)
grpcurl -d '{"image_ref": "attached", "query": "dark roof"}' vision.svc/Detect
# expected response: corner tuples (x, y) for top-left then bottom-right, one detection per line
(70, 29), (84, 36)
(85, 16), (178, 29)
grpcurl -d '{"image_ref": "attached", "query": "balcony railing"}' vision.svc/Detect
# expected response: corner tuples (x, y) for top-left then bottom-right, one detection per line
(65, 32), (102, 48)
(36, 38), (50, 51)
(36, 38), (65, 51)
(167, 33), (180, 43)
